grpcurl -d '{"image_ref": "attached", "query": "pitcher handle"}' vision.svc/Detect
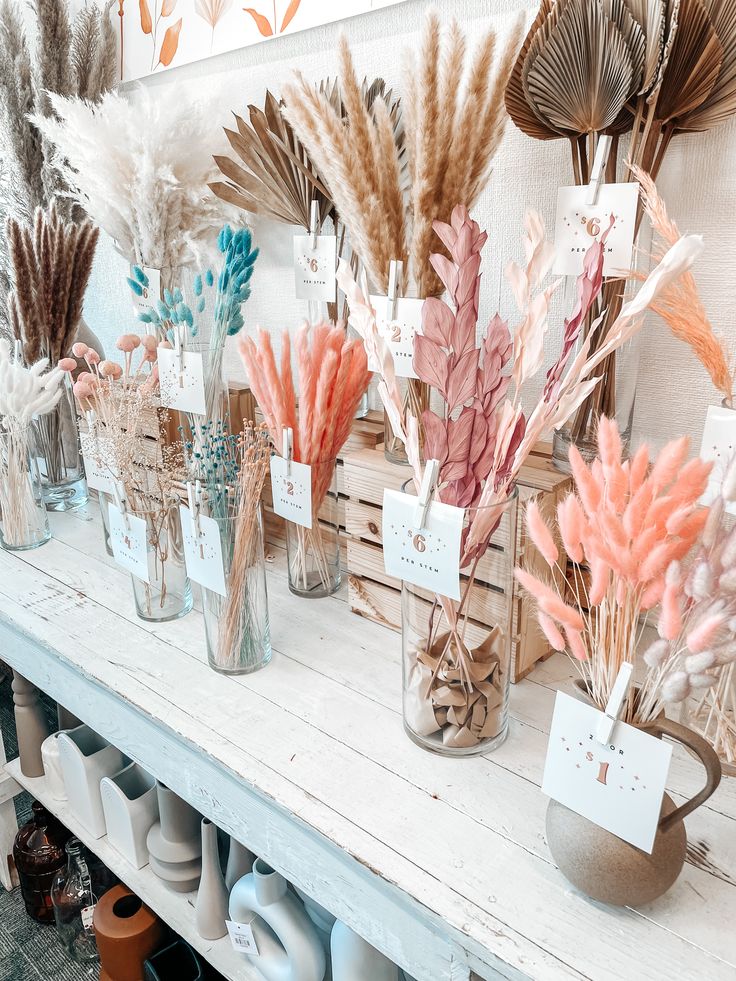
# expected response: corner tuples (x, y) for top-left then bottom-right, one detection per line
(641, 717), (722, 833)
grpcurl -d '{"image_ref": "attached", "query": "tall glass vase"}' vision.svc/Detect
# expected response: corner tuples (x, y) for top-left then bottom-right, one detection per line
(0, 421), (50, 551)
(34, 381), (88, 510)
(384, 379), (430, 465)
(203, 508), (271, 674)
(402, 490), (518, 756)
(285, 458), (341, 598)
(129, 499), (192, 622)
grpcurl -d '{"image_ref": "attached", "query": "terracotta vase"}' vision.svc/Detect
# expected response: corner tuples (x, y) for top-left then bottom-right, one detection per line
(194, 819), (228, 940)
(146, 783), (201, 893)
(93, 884), (165, 981)
(546, 708), (721, 906)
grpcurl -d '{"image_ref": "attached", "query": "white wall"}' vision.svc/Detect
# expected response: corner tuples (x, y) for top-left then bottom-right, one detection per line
(83, 0), (736, 452)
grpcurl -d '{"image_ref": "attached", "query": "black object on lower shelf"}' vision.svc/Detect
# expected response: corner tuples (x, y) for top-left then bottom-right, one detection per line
(143, 938), (226, 981)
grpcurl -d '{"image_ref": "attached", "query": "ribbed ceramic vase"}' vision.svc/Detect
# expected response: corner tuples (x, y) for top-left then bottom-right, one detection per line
(146, 784), (202, 893)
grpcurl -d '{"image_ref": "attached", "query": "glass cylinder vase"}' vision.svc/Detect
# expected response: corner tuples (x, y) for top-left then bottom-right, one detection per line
(0, 421), (50, 551)
(402, 489), (518, 756)
(129, 499), (193, 622)
(51, 838), (99, 964)
(97, 491), (115, 557)
(34, 381), (88, 511)
(285, 458), (341, 598)
(384, 378), (430, 465)
(203, 507), (271, 674)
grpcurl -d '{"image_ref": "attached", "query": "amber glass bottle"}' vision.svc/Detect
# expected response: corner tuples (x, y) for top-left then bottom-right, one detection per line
(13, 800), (71, 923)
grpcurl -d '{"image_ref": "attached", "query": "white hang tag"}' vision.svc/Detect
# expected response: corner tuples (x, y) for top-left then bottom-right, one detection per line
(699, 403), (736, 514)
(382, 488), (463, 601)
(226, 918), (259, 955)
(79, 431), (118, 496)
(180, 506), (227, 596)
(108, 504), (150, 583)
(553, 182), (639, 277)
(293, 234), (337, 302)
(158, 347), (206, 416)
(368, 295), (425, 379)
(81, 904), (96, 932)
(542, 691), (672, 854)
(270, 456), (312, 529)
(131, 265), (161, 313)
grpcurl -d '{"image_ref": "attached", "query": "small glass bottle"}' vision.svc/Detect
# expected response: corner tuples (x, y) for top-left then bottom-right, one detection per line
(51, 838), (99, 964)
(13, 801), (71, 923)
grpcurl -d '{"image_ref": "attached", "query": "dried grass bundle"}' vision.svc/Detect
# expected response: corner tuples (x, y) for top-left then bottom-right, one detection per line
(284, 11), (523, 296)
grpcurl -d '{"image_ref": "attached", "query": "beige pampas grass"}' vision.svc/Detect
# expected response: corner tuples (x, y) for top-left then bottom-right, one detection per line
(631, 165), (733, 402)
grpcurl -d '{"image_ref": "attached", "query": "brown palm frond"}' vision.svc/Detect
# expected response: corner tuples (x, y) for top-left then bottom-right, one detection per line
(655, 0), (724, 123)
(505, 0), (560, 140)
(678, 0), (736, 129)
(625, 0), (667, 94)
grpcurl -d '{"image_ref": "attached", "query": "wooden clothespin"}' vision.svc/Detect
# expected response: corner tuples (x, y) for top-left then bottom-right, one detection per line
(186, 480), (204, 558)
(173, 324), (186, 389)
(112, 480), (130, 531)
(586, 134), (613, 206)
(595, 662), (634, 745)
(309, 199), (320, 250)
(386, 259), (403, 324)
(85, 409), (97, 435)
(413, 458), (440, 530)
(282, 427), (294, 478)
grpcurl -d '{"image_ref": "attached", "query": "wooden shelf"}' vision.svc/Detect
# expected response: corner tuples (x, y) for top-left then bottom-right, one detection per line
(5, 759), (260, 981)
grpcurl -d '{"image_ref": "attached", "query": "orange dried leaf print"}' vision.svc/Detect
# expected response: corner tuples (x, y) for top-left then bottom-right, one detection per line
(244, 8), (273, 36)
(139, 0), (152, 34)
(280, 0), (301, 32)
(158, 17), (183, 66)
(161, 0), (178, 15)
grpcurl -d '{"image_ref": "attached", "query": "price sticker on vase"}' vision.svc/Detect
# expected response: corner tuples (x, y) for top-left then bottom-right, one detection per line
(293, 234), (337, 302)
(542, 691), (672, 853)
(553, 182), (639, 278)
(368, 295), (425, 378)
(158, 346), (206, 416)
(382, 488), (463, 601)
(226, 919), (259, 956)
(81, 904), (96, 932)
(108, 504), (150, 582)
(180, 506), (227, 596)
(270, 456), (312, 529)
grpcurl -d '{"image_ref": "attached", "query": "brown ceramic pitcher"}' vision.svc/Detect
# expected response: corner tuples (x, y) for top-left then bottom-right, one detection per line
(546, 699), (722, 907)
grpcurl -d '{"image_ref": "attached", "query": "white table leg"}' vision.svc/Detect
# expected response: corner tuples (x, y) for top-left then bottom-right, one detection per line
(0, 715), (20, 889)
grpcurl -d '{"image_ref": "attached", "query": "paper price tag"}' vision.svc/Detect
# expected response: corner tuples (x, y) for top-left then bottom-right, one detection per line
(294, 234), (337, 302)
(382, 489), (463, 601)
(226, 919), (259, 955)
(158, 347), (206, 416)
(81, 904), (96, 932)
(699, 404), (736, 514)
(108, 504), (150, 583)
(180, 507), (227, 596)
(131, 265), (161, 314)
(80, 431), (118, 495)
(553, 182), (639, 278)
(542, 691), (672, 853)
(368, 295), (425, 379)
(269, 457), (312, 528)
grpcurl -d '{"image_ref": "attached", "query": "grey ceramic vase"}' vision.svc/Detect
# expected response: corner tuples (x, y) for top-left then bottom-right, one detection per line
(146, 784), (202, 893)
(331, 920), (398, 981)
(225, 837), (255, 892)
(546, 714), (721, 906)
(195, 819), (229, 940)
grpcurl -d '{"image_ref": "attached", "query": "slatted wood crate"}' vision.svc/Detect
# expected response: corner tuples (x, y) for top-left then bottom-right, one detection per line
(343, 441), (571, 682)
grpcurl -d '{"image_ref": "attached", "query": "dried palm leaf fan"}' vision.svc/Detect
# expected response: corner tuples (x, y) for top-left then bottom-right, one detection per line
(505, 0), (736, 463)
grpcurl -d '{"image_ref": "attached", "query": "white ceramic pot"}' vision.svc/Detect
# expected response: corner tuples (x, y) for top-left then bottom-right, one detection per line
(229, 858), (326, 981)
(100, 762), (159, 869)
(40, 731), (68, 801)
(58, 726), (125, 838)
(146, 783), (202, 893)
(330, 921), (398, 981)
(195, 819), (229, 940)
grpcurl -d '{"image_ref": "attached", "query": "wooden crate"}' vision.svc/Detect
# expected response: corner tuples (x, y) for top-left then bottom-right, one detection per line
(343, 441), (571, 682)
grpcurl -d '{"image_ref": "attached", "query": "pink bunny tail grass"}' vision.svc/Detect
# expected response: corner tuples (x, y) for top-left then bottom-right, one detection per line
(557, 494), (585, 564)
(640, 538), (689, 584)
(598, 511), (629, 552)
(641, 577), (665, 610)
(280, 332), (299, 458)
(525, 500), (558, 567)
(564, 626), (588, 661)
(628, 443), (650, 493)
(538, 611), (566, 651)
(516, 566), (584, 630)
(596, 416), (622, 469)
(658, 581), (682, 640)
(648, 435), (690, 491)
(686, 614), (726, 654)
(239, 335), (280, 443)
(623, 483), (653, 539)
(569, 445), (601, 516)
(669, 457), (712, 508)
(588, 556), (610, 606)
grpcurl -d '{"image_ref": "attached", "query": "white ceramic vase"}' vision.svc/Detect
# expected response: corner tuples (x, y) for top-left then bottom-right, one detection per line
(330, 920), (398, 981)
(146, 783), (202, 893)
(40, 731), (68, 801)
(225, 837), (255, 892)
(57, 726), (125, 838)
(100, 762), (159, 869)
(195, 819), (229, 940)
(229, 858), (326, 981)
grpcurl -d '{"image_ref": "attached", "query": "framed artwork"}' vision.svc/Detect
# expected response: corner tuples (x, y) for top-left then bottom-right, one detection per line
(116, 1), (410, 81)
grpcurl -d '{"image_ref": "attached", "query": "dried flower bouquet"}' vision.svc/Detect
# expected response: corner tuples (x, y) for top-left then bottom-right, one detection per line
(338, 203), (702, 752)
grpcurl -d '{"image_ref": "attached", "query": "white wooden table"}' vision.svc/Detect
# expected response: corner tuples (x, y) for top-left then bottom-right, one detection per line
(1, 506), (735, 981)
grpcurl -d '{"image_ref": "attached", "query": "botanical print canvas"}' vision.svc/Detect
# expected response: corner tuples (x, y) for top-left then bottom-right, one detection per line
(117, 0), (410, 80)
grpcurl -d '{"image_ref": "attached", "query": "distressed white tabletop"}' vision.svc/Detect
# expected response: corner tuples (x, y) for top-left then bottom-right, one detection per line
(0, 506), (734, 981)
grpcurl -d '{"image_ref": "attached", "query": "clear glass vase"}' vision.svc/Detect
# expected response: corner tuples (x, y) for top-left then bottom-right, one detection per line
(203, 507), (271, 674)
(285, 458), (341, 598)
(34, 382), (88, 511)
(402, 489), (518, 756)
(0, 421), (50, 551)
(129, 500), (193, 622)
(384, 379), (431, 465)
(98, 491), (114, 557)
(51, 838), (99, 965)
